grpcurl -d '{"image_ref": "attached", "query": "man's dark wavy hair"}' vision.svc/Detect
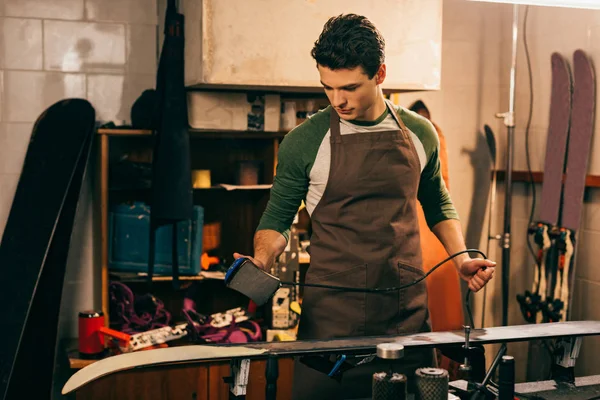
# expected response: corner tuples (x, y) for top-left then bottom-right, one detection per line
(311, 14), (385, 79)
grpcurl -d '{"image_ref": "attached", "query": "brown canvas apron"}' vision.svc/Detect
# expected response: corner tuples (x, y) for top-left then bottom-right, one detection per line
(292, 101), (435, 399)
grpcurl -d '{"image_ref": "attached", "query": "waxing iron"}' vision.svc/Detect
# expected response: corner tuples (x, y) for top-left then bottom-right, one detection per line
(224, 257), (282, 306)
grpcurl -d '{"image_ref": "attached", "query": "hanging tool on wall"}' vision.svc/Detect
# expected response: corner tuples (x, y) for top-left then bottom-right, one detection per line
(148, 0), (193, 288)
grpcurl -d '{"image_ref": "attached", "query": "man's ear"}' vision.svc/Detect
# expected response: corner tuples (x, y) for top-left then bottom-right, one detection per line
(375, 64), (386, 85)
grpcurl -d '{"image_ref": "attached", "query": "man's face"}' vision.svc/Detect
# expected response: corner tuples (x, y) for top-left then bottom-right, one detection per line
(318, 64), (385, 121)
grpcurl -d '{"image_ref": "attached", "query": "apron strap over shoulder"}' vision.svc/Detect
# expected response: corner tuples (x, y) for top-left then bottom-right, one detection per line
(330, 101), (410, 140)
(329, 107), (342, 143)
(385, 99), (410, 133)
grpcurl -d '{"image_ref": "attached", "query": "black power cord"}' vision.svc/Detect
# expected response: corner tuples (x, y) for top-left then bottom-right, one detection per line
(521, 6), (558, 373)
(523, 6), (538, 266)
(279, 248), (488, 329)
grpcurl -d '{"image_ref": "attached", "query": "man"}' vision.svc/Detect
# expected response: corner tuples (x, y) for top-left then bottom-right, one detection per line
(235, 14), (495, 399)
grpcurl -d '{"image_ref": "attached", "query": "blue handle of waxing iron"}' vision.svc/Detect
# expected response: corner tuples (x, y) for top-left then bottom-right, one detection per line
(225, 257), (248, 283)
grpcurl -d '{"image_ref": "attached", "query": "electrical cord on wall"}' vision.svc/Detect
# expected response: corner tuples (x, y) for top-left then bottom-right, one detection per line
(523, 5), (538, 264)
(521, 6), (558, 376)
(279, 249), (487, 330)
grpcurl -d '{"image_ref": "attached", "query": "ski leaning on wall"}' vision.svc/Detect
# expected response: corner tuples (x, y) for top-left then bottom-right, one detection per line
(517, 49), (596, 325)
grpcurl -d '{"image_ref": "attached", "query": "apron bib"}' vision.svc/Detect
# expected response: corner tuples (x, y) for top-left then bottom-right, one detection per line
(292, 101), (435, 399)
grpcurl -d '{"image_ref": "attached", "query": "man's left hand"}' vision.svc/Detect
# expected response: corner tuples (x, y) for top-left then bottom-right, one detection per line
(458, 258), (496, 292)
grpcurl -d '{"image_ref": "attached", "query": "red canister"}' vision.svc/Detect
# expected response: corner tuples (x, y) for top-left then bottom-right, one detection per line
(78, 310), (105, 358)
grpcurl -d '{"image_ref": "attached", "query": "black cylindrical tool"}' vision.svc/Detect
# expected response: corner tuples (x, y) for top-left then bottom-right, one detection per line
(372, 343), (407, 400)
(498, 355), (515, 400)
(415, 368), (449, 400)
(373, 372), (407, 400)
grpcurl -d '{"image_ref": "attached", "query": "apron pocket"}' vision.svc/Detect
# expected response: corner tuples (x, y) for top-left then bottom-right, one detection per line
(308, 263), (368, 284)
(363, 261), (402, 336)
(397, 262), (425, 277)
(301, 264), (368, 338)
(396, 262), (429, 335)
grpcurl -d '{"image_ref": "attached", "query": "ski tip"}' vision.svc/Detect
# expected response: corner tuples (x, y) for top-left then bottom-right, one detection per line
(551, 52), (572, 71)
(551, 52), (568, 62)
(573, 49), (594, 70)
(573, 48), (595, 86)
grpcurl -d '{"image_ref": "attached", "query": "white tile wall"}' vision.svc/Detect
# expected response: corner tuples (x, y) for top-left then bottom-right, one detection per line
(573, 229), (600, 283)
(0, 173), (18, 242)
(86, 74), (125, 122)
(0, 122), (32, 174)
(582, 190), (600, 232)
(5, 0), (84, 20)
(85, 0), (158, 24)
(3, 70), (86, 122)
(0, 70), (4, 122)
(87, 73), (155, 124)
(44, 21), (126, 73)
(0, 18), (43, 70)
(0, 0), (159, 352)
(127, 24), (157, 74)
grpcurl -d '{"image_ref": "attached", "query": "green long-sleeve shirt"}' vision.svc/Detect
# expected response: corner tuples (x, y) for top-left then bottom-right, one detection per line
(257, 102), (459, 241)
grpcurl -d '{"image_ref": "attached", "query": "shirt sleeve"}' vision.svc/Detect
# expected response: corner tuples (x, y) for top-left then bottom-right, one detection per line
(415, 121), (460, 229)
(256, 132), (309, 241)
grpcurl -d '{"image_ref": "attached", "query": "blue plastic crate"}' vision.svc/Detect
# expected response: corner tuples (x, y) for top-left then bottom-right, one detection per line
(108, 202), (204, 275)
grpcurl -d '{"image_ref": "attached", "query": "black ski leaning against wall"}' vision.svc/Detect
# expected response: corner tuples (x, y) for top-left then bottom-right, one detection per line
(541, 49), (596, 323)
(0, 99), (96, 400)
(517, 52), (572, 324)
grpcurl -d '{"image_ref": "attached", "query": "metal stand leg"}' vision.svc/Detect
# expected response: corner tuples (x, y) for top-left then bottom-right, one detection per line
(495, 3), (519, 327)
(468, 343), (508, 400)
(265, 356), (279, 400)
(171, 221), (180, 289)
(148, 219), (157, 286)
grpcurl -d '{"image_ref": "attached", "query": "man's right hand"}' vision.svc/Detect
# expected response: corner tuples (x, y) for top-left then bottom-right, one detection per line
(233, 252), (266, 270)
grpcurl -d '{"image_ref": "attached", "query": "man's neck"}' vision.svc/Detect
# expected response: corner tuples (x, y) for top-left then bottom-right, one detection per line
(355, 95), (387, 122)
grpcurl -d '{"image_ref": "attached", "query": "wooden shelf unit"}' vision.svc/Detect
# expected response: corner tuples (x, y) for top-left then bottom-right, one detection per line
(97, 128), (285, 325)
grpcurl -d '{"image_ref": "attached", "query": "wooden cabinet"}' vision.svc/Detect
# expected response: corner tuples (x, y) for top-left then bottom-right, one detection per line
(182, 0), (443, 92)
(73, 358), (295, 400)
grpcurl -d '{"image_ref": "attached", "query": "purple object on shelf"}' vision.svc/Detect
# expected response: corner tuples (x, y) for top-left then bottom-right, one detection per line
(108, 281), (171, 334)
